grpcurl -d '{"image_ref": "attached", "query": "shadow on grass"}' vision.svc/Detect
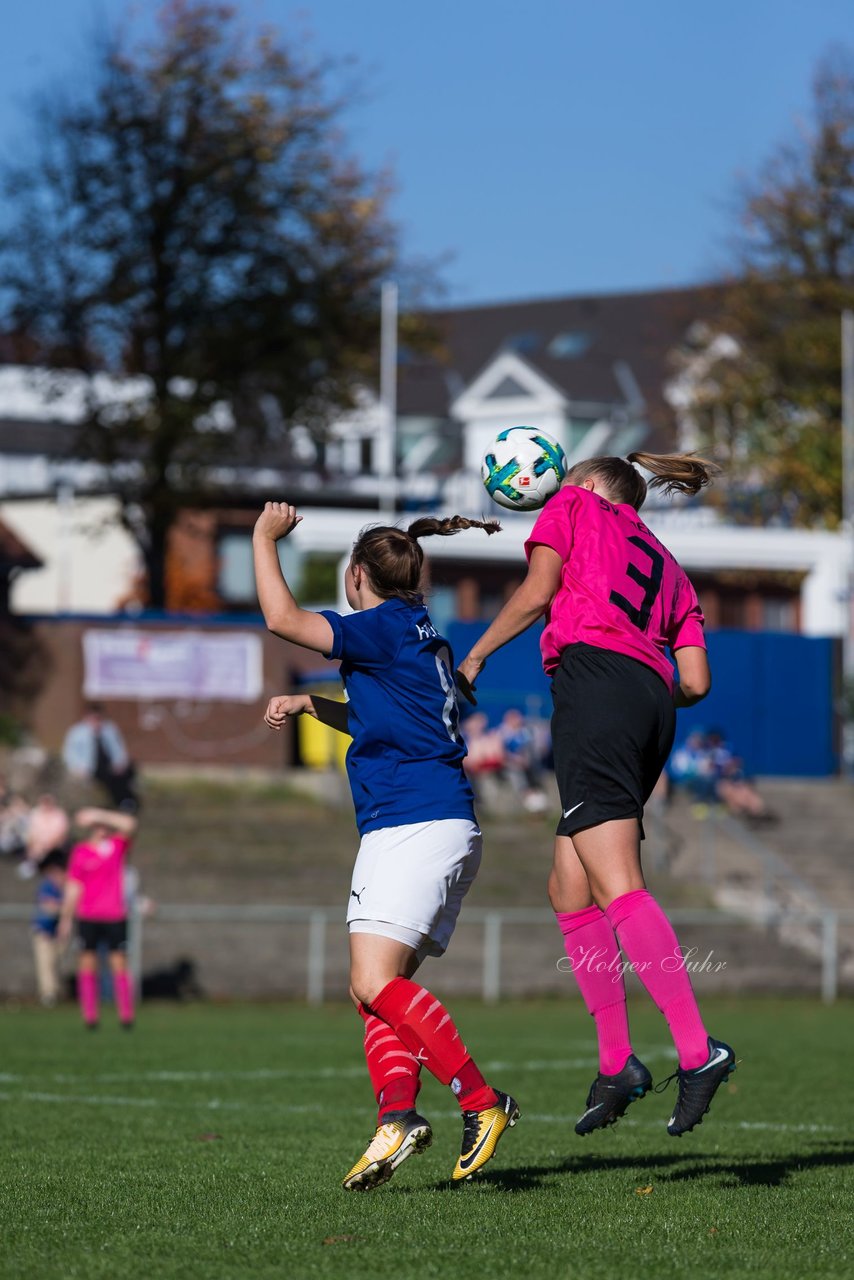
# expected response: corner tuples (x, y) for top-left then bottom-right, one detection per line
(416, 1142), (854, 1193)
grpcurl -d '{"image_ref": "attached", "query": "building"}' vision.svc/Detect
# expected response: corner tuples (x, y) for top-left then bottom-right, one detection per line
(0, 283), (850, 639)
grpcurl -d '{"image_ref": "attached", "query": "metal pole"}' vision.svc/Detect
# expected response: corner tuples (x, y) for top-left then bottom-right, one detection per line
(379, 280), (398, 517)
(820, 909), (838, 1005)
(306, 912), (327, 1006)
(482, 912), (502, 1004)
(127, 898), (143, 999)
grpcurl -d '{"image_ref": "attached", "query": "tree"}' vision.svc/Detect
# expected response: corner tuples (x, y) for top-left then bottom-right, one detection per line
(675, 48), (854, 528)
(0, 2), (408, 605)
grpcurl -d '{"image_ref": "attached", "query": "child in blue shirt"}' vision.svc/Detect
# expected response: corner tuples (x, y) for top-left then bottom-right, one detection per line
(31, 849), (67, 1006)
(254, 502), (520, 1190)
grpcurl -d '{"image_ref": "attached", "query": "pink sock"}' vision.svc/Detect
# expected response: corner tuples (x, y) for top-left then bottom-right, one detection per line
(114, 971), (134, 1025)
(605, 890), (709, 1069)
(78, 971), (99, 1025)
(556, 906), (633, 1075)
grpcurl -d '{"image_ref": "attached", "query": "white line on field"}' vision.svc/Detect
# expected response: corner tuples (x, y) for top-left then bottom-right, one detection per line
(0, 1091), (844, 1136)
(7, 1049), (678, 1089)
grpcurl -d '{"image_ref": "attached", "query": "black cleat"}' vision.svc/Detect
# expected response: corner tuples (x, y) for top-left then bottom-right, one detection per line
(659, 1037), (736, 1136)
(575, 1055), (652, 1135)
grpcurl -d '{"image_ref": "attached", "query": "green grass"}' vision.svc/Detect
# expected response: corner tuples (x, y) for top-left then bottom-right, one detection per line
(2, 998), (853, 1280)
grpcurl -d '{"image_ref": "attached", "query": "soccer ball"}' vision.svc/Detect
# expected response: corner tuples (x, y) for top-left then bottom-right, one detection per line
(481, 426), (567, 512)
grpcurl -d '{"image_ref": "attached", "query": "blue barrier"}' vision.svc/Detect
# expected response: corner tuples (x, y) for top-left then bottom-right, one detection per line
(447, 622), (839, 778)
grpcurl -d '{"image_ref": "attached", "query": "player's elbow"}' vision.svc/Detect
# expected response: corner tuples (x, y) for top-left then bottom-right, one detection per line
(680, 671), (711, 704)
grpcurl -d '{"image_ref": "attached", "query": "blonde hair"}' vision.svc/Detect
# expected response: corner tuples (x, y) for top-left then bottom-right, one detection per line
(353, 516), (501, 602)
(565, 451), (720, 510)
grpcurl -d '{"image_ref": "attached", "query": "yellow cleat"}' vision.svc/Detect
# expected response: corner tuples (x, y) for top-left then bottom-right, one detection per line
(342, 1111), (432, 1191)
(452, 1091), (520, 1181)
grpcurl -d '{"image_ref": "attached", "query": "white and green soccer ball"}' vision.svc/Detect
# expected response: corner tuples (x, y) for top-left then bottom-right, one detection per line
(481, 426), (568, 512)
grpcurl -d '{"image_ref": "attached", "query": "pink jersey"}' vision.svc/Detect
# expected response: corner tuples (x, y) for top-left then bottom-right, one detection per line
(525, 485), (706, 692)
(67, 834), (131, 922)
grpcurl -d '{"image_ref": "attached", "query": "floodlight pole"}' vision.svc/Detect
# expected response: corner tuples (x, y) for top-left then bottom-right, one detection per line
(379, 280), (399, 519)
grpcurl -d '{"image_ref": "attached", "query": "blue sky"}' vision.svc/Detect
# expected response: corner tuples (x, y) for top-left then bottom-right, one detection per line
(1, 1), (851, 305)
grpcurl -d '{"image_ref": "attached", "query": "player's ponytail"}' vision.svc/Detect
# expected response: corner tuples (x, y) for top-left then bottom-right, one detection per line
(352, 516), (501, 602)
(627, 451), (721, 499)
(566, 452), (720, 510)
(407, 515), (502, 540)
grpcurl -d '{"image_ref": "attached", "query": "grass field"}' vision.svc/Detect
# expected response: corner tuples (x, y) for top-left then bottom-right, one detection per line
(2, 997), (853, 1280)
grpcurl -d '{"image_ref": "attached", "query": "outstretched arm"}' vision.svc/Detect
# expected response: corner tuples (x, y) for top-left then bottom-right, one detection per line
(265, 693), (351, 736)
(74, 808), (138, 837)
(253, 504), (336, 655)
(457, 544), (562, 690)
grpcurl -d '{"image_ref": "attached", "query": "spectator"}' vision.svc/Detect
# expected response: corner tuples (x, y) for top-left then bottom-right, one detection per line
(0, 784), (29, 860)
(62, 704), (140, 813)
(58, 806), (139, 1030)
(669, 728), (775, 823)
(31, 849), (68, 1006)
(498, 708), (548, 812)
(21, 793), (70, 874)
(461, 712), (506, 802)
(668, 730), (717, 804)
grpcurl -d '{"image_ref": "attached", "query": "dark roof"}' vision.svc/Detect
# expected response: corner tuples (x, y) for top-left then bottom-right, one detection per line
(398, 283), (725, 447)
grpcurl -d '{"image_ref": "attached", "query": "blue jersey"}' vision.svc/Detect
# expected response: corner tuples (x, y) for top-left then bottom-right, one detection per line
(321, 598), (475, 835)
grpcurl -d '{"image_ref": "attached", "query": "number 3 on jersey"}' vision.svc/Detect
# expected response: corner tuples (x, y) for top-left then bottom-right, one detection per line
(609, 536), (664, 633)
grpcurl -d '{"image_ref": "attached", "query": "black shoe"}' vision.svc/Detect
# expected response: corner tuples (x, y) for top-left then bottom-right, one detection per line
(575, 1055), (652, 1135)
(658, 1037), (736, 1136)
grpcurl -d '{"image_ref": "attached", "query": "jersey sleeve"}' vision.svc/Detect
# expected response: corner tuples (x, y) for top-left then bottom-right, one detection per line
(524, 488), (575, 563)
(319, 608), (403, 670)
(668, 573), (706, 651)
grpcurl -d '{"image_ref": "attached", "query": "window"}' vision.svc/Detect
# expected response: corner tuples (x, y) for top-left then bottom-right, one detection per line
(548, 331), (592, 359)
(761, 597), (797, 633)
(504, 332), (541, 354)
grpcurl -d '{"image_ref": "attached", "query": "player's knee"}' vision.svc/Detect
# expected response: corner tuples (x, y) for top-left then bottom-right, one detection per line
(349, 968), (385, 1008)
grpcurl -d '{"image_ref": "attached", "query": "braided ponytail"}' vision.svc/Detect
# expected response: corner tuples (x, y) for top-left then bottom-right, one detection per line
(352, 515), (501, 602)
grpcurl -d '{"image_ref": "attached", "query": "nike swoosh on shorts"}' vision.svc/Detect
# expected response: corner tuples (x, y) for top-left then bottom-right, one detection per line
(562, 801), (584, 819)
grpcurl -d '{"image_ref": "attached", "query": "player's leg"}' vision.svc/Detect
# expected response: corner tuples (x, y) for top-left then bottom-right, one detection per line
(346, 820), (518, 1182)
(572, 818), (735, 1134)
(107, 927), (134, 1027)
(76, 938), (100, 1029)
(351, 931), (518, 1183)
(550, 832), (650, 1132)
(341, 934), (431, 1191)
(32, 930), (59, 1006)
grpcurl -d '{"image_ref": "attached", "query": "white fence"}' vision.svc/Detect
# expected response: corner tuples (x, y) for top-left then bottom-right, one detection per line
(4, 902), (851, 1004)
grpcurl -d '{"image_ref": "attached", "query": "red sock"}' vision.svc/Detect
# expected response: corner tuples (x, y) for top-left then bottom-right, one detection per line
(78, 970), (98, 1025)
(555, 905), (633, 1075)
(369, 978), (498, 1112)
(605, 890), (709, 1070)
(113, 971), (134, 1025)
(357, 1003), (421, 1121)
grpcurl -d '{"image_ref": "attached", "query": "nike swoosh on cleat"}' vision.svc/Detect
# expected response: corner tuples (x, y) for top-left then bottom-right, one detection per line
(578, 1104), (606, 1121)
(562, 801), (584, 819)
(694, 1046), (730, 1073)
(458, 1119), (497, 1172)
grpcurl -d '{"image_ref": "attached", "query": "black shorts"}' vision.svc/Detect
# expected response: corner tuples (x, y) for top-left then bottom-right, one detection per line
(77, 919), (128, 953)
(551, 643), (675, 838)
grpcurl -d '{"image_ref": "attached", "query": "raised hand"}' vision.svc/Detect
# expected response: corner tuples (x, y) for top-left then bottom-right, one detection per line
(253, 502), (303, 543)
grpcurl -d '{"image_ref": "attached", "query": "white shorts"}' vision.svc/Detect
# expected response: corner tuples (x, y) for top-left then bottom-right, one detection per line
(347, 819), (482, 959)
